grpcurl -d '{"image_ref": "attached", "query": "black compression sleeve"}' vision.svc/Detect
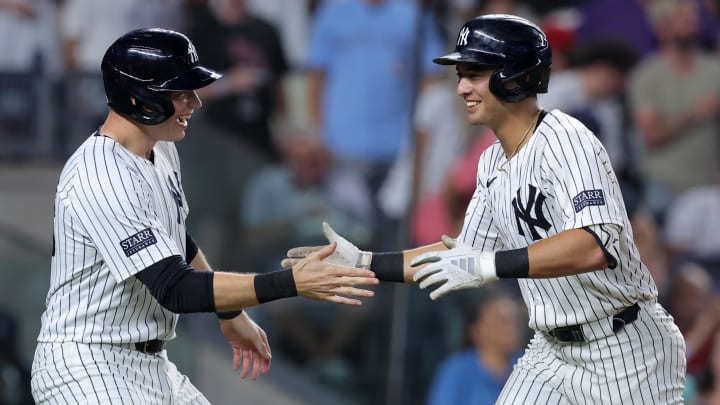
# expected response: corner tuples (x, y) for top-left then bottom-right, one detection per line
(135, 255), (215, 313)
(369, 252), (404, 282)
(186, 232), (199, 263)
(182, 233), (242, 318)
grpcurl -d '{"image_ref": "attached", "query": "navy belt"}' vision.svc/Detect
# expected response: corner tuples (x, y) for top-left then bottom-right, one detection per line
(549, 303), (640, 343)
(135, 339), (166, 354)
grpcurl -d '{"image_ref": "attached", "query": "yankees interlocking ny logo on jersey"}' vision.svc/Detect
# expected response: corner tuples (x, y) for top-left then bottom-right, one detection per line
(512, 184), (550, 241)
(457, 26), (470, 46)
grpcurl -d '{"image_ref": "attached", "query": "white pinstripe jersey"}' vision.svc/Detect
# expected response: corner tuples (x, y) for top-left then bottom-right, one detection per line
(459, 109), (657, 332)
(37, 134), (188, 344)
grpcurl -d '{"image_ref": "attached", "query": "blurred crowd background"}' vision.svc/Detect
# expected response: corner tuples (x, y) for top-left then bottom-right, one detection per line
(2, 0), (720, 404)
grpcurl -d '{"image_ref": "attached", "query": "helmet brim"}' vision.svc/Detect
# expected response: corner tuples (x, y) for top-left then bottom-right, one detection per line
(150, 65), (222, 91)
(433, 51), (503, 68)
(433, 52), (463, 65)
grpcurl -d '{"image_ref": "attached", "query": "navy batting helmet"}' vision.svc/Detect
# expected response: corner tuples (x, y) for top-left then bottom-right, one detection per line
(434, 14), (552, 103)
(101, 28), (221, 125)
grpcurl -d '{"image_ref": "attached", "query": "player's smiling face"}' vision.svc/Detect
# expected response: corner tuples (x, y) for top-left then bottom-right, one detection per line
(153, 90), (202, 141)
(455, 63), (503, 126)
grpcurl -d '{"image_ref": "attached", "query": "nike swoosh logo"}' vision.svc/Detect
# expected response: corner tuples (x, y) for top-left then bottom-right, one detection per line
(486, 177), (497, 188)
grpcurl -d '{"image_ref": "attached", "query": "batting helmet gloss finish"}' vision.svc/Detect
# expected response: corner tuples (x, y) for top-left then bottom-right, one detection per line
(101, 28), (221, 125)
(434, 14), (552, 103)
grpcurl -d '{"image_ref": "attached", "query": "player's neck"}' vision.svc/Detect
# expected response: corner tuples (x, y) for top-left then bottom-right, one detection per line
(495, 104), (542, 160)
(101, 112), (157, 160)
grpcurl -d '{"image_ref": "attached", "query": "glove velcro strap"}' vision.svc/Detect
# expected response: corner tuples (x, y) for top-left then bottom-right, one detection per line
(356, 252), (373, 269)
(254, 269), (298, 303)
(370, 252), (404, 282)
(495, 248), (529, 279)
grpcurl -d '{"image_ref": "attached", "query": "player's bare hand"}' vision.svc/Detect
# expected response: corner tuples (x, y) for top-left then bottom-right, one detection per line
(219, 312), (272, 380)
(293, 242), (378, 305)
(281, 222), (372, 269)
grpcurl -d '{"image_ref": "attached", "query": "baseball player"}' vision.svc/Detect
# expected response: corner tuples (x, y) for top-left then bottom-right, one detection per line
(284, 15), (686, 404)
(30, 28), (378, 405)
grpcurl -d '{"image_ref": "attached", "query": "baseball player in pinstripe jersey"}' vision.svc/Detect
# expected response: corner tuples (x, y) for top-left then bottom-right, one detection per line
(284, 15), (686, 404)
(30, 28), (378, 404)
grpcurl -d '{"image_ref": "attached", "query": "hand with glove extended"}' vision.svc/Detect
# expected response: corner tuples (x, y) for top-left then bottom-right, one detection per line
(282, 222), (372, 269)
(411, 245), (498, 300)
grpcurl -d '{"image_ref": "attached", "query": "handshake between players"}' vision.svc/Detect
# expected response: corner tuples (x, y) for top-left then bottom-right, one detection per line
(282, 222), (497, 300)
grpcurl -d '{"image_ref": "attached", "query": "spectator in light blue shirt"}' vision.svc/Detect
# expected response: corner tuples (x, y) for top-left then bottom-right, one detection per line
(428, 289), (524, 405)
(305, 0), (444, 243)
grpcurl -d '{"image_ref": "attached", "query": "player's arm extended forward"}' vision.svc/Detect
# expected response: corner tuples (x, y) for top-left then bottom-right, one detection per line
(284, 222), (617, 284)
(212, 243), (378, 312)
(282, 222), (451, 283)
(135, 243), (378, 315)
(408, 225), (617, 300)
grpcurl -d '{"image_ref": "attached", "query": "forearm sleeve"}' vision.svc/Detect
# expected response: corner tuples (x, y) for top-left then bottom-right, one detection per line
(135, 255), (216, 313)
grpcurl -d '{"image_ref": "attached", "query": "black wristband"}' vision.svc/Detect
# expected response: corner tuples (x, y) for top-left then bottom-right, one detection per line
(369, 252), (404, 282)
(254, 269), (298, 303)
(495, 248), (530, 279)
(217, 310), (243, 320)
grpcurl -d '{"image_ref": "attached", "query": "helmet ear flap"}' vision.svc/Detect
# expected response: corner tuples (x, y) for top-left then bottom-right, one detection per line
(105, 76), (175, 125)
(488, 64), (552, 103)
(489, 70), (527, 103)
(127, 87), (175, 125)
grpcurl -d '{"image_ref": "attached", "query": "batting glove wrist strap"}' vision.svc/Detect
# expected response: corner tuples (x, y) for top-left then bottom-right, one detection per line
(495, 247), (530, 279)
(254, 269), (298, 304)
(370, 252), (404, 282)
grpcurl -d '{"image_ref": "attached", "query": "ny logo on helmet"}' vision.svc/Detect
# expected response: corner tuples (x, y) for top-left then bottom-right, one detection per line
(188, 43), (198, 63)
(457, 26), (470, 46)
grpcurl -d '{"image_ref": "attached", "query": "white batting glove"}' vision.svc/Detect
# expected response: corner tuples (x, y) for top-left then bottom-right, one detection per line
(440, 234), (456, 249)
(321, 222), (373, 269)
(281, 222), (372, 269)
(411, 246), (498, 300)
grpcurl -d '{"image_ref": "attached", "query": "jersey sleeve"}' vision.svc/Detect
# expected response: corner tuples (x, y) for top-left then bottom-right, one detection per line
(540, 113), (626, 231)
(68, 147), (183, 283)
(457, 150), (505, 251)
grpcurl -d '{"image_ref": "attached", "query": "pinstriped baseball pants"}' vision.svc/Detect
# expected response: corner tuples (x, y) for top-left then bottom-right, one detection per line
(31, 342), (210, 404)
(496, 300), (686, 405)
